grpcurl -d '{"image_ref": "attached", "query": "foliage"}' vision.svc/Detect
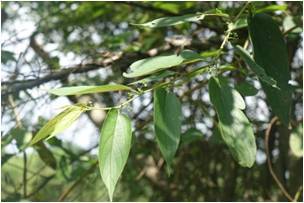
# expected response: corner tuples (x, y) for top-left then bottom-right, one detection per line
(1, 1), (303, 202)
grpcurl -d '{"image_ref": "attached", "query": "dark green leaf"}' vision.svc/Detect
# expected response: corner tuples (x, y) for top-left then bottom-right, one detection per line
(209, 76), (256, 168)
(289, 124), (303, 158)
(154, 88), (182, 166)
(1, 50), (15, 64)
(234, 45), (277, 87)
(30, 104), (85, 145)
(49, 84), (134, 96)
(123, 50), (204, 78)
(181, 128), (203, 145)
(98, 109), (132, 201)
(235, 80), (259, 96)
(35, 142), (57, 169)
(248, 13), (292, 125)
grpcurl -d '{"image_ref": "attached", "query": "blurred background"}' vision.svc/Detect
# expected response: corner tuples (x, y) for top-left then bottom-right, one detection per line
(1, 1), (303, 201)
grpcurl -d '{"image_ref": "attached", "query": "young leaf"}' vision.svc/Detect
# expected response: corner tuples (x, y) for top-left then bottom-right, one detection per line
(209, 76), (256, 168)
(132, 9), (228, 28)
(248, 13), (292, 125)
(289, 124), (303, 158)
(154, 88), (182, 166)
(30, 105), (85, 145)
(123, 50), (204, 78)
(49, 84), (134, 96)
(181, 128), (203, 146)
(98, 109), (132, 201)
(234, 45), (277, 87)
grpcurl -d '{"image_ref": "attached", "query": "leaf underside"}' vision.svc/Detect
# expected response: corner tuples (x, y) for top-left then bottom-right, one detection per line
(98, 109), (132, 201)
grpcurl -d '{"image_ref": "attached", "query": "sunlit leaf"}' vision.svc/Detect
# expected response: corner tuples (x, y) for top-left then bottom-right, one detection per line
(289, 124), (303, 158)
(123, 50), (204, 78)
(30, 105), (85, 145)
(235, 45), (277, 88)
(154, 88), (182, 166)
(98, 109), (132, 201)
(49, 84), (134, 96)
(209, 76), (256, 168)
(256, 4), (288, 14)
(248, 13), (292, 125)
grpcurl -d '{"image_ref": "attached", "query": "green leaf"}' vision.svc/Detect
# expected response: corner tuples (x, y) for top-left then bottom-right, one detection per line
(34, 142), (57, 169)
(1, 50), (15, 64)
(235, 80), (259, 96)
(234, 45), (277, 88)
(129, 70), (175, 86)
(123, 50), (204, 78)
(49, 84), (134, 96)
(248, 13), (292, 125)
(289, 124), (303, 158)
(154, 88), (182, 166)
(98, 109), (132, 201)
(255, 4), (288, 14)
(181, 128), (203, 146)
(209, 76), (256, 168)
(132, 9), (228, 28)
(30, 105), (85, 145)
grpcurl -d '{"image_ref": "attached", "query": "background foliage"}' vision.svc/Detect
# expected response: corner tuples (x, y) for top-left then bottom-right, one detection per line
(1, 1), (303, 201)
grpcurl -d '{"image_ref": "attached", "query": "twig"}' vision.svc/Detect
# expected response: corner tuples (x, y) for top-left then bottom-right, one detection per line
(264, 117), (293, 201)
(293, 186), (303, 201)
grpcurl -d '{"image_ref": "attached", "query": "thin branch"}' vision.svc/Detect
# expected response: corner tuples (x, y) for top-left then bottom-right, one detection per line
(264, 117), (293, 201)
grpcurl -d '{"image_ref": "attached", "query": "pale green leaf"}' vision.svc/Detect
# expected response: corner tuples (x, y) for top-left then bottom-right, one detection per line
(123, 50), (204, 78)
(289, 124), (303, 158)
(235, 45), (278, 88)
(256, 4), (288, 14)
(154, 88), (182, 166)
(209, 76), (256, 168)
(49, 84), (134, 96)
(30, 105), (85, 145)
(98, 109), (132, 201)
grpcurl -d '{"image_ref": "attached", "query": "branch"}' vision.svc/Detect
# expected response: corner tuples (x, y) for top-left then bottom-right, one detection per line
(265, 117), (293, 201)
(1, 63), (104, 99)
